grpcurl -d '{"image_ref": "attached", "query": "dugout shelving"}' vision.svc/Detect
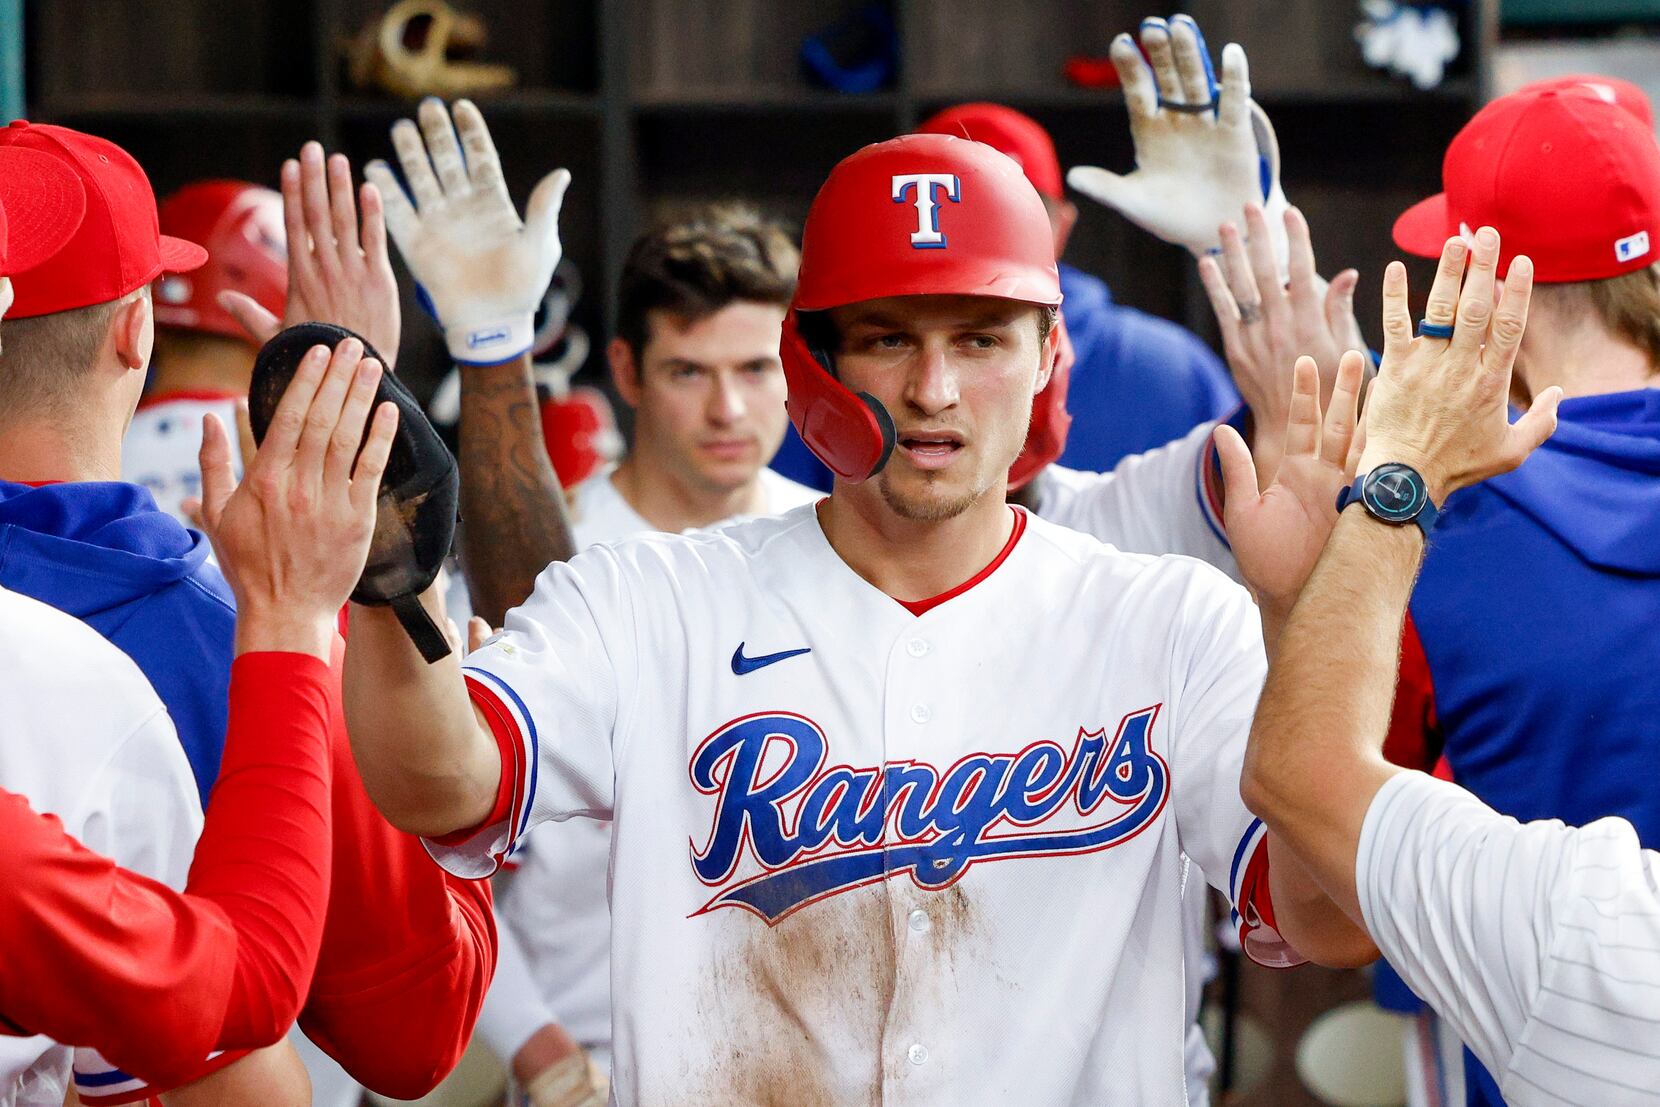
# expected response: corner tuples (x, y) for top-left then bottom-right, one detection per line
(21, 0), (1499, 410)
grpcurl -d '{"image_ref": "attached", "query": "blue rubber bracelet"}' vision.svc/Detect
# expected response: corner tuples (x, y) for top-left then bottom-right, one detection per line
(1417, 320), (1456, 339)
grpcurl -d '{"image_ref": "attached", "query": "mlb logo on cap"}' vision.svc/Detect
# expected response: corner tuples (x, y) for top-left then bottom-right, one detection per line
(1615, 230), (1650, 264)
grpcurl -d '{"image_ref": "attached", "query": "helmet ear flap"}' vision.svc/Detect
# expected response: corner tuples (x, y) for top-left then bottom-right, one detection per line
(857, 390), (897, 473)
(780, 309), (896, 483)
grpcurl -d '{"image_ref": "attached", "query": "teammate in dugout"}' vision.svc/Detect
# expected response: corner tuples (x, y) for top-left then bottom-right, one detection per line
(0, 334), (400, 1105)
(1234, 225), (1660, 1106)
(342, 96), (1376, 1104)
(0, 120), (497, 1103)
(1375, 80), (1660, 1107)
(0, 155), (372, 1105)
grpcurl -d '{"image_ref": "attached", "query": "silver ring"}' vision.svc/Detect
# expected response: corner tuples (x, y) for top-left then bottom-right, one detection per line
(1238, 302), (1263, 325)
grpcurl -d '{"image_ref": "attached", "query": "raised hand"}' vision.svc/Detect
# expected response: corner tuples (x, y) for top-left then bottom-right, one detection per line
(367, 97), (569, 367)
(1217, 349), (1366, 616)
(195, 338), (398, 659)
(1067, 15), (1288, 270)
(1360, 228), (1561, 505)
(221, 142), (402, 368)
(1198, 203), (1364, 487)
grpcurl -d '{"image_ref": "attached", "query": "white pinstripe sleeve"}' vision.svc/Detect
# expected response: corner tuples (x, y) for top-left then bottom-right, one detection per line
(1357, 770), (1660, 1106)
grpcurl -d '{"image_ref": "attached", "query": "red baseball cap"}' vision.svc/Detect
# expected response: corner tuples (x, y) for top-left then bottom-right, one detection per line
(916, 102), (1065, 201)
(0, 120), (207, 318)
(0, 147), (87, 275)
(1520, 73), (1653, 130)
(1393, 86), (1660, 283)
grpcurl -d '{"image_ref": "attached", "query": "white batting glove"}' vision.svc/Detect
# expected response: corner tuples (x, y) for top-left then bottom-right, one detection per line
(367, 98), (570, 366)
(1067, 15), (1289, 275)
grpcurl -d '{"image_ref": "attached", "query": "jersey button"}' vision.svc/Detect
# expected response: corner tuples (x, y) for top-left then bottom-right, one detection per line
(906, 637), (930, 658)
(908, 908), (930, 933)
(909, 703), (932, 724)
(907, 1043), (929, 1066)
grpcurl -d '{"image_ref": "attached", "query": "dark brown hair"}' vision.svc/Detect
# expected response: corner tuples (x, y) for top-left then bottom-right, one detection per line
(615, 205), (798, 357)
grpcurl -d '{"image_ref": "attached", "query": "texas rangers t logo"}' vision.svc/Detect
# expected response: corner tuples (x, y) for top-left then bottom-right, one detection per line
(688, 706), (1169, 923)
(892, 173), (961, 248)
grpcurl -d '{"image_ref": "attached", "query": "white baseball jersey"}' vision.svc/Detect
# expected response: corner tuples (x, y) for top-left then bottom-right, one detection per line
(122, 392), (243, 525)
(1359, 770), (1660, 1107)
(438, 504), (1295, 1105)
(1032, 417), (1240, 585)
(1028, 415), (1237, 1107)
(478, 465), (819, 1069)
(0, 588), (202, 1106)
(567, 464), (821, 551)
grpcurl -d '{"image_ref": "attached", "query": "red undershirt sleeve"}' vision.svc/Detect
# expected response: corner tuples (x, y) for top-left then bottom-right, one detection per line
(0, 652), (336, 1093)
(297, 642), (498, 1101)
(1384, 614), (1442, 772)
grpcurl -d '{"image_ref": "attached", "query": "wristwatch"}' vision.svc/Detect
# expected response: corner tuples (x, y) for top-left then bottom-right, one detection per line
(1335, 463), (1439, 535)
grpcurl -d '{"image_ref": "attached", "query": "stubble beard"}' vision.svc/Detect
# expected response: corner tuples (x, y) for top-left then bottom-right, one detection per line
(876, 467), (986, 521)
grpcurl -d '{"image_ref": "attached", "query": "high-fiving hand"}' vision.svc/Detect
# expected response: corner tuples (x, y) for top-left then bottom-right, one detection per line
(1360, 228), (1561, 505)
(1198, 203), (1364, 487)
(1217, 349), (1366, 616)
(368, 98), (569, 367)
(1068, 16), (1288, 272)
(222, 142), (403, 369)
(194, 339), (399, 661)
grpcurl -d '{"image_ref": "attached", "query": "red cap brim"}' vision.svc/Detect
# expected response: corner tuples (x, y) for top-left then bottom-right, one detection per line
(158, 234), (209, 273)
(1392, 192), (1453, 259)
(0, 148), (88, 273)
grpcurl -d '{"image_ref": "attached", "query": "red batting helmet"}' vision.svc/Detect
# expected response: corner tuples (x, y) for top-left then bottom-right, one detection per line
(784, 133), (1063, 481)
(155, 181), (286, 341)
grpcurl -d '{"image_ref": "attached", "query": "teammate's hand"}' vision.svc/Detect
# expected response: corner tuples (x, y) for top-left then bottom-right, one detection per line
(519, 1051), (607, 1107)
(221, 143), (403, 368)
(196, 339), (399, 660)
(367, 98), (569, 367)
(466, 616), (495, 654)
(1360, 228), (1561, 504)
(1198, 203), (1364, 487)
(1067, 16), (1288, 270)
(1217, 349), (1366, 615)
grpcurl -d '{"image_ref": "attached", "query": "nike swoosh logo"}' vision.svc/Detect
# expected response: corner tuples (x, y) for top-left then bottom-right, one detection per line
(731, 642), (812, 676)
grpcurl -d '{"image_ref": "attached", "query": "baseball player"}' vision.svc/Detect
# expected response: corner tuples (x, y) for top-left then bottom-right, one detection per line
(345, 99), (1375, 1104)
(0, 143), (206, 1107)
(1371, 80), (1660, 1107)
(0, 119), (498, 1102)
(1228, 225), (1659, 1107)
(0, 339), (397, 1106)
(0, 120), (233, 804)
(478, 207), (817, 1106)
(121, 179), (286, 524)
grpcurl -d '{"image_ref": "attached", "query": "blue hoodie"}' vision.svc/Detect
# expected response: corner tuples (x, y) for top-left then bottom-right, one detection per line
(1053, 263), (1239, 473)
(1389, 389), (1660, 1107)
(0, 480), (234, 802)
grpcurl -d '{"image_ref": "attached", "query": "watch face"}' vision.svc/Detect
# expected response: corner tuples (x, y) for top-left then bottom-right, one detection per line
(1363, 463), (1427, 522)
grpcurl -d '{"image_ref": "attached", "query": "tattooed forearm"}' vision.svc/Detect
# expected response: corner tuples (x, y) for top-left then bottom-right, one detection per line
(457, 355), (577, 625)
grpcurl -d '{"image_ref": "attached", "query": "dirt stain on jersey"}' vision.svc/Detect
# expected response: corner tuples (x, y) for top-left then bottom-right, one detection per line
(684, 876), (995, 1105)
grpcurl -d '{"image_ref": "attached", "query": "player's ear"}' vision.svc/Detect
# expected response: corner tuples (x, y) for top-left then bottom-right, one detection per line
(608, 336), (643, 408)
(1034, 311), (1061, 395)
(113, 287), (154, 373)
